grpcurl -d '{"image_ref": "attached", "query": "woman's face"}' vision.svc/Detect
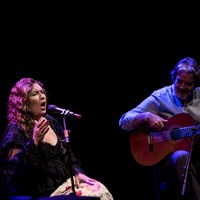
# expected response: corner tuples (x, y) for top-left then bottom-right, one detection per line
(28, 83), (47, 121)
(174, 71), (195, 101)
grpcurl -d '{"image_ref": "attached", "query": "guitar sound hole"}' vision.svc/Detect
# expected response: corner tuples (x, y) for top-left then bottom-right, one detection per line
(170, 128), (181, 140)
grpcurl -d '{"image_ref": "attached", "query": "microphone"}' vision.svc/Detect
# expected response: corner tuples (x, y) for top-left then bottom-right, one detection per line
(47, 104), (81, 118)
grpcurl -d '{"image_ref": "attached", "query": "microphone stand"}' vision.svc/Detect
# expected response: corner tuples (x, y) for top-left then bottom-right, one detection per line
(181, 128), (198, 197)
(61, 114), (76, 195)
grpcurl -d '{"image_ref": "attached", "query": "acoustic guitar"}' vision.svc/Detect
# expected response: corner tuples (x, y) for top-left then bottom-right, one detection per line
(130, 113), (200, 166)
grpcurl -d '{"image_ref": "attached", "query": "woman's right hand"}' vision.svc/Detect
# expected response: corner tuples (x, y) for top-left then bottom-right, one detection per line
(33, 117), (49, 145)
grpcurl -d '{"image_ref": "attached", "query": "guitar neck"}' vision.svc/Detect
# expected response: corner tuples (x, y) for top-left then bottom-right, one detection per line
(150, 124), (200, 142)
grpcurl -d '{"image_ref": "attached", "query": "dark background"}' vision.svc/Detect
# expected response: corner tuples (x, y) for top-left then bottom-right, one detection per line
(1, 3), (200, 200)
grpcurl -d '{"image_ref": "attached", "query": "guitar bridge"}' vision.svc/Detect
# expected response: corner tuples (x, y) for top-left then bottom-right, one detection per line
(148, 134), (153, 152)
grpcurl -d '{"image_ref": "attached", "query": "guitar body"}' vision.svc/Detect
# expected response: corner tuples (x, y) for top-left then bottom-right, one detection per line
(130, 113), (197, 166)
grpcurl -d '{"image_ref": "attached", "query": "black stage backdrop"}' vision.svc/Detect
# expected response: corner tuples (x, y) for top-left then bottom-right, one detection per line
(1, 7), (200, 199)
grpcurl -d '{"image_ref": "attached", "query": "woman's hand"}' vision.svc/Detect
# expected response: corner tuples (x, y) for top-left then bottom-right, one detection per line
(33, 117), (49, 145)
(74, 173), (95, 188)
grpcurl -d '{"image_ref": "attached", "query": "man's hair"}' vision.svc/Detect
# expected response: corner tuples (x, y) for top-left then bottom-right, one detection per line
(171, 57), (200, 85)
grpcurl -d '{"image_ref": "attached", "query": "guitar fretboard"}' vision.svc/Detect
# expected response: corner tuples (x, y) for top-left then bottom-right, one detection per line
(149, 125), (200, 143)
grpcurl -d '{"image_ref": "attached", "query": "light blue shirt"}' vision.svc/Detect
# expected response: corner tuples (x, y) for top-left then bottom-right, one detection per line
(119, 85), (200, 131)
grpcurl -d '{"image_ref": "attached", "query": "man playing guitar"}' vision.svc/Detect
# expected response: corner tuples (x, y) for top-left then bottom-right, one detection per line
(119, 57), (200, 200)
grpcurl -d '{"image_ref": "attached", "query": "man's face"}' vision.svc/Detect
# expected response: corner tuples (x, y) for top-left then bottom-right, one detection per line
(174, 71), (194, 101)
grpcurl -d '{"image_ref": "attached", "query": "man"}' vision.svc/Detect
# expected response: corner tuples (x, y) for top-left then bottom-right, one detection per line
(119, 57), (200, 199)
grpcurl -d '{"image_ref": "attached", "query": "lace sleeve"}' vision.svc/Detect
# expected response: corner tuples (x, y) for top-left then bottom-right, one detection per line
(0, 123), (28, 156)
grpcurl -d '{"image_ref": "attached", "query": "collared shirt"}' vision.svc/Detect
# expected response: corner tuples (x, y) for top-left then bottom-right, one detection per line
(119, 85), (200, 131)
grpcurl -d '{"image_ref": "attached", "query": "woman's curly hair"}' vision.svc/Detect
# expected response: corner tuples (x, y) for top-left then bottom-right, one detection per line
(7, 77), (46, 139)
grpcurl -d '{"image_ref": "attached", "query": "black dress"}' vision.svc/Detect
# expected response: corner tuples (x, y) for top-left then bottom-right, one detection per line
(0, 114), (84, 198)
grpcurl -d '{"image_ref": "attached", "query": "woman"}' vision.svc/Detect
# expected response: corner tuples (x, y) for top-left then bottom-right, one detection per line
(0, 77), (113, 200)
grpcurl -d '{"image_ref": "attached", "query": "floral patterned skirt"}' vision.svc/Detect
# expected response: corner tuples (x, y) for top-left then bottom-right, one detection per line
(50, 178), (114, 200)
